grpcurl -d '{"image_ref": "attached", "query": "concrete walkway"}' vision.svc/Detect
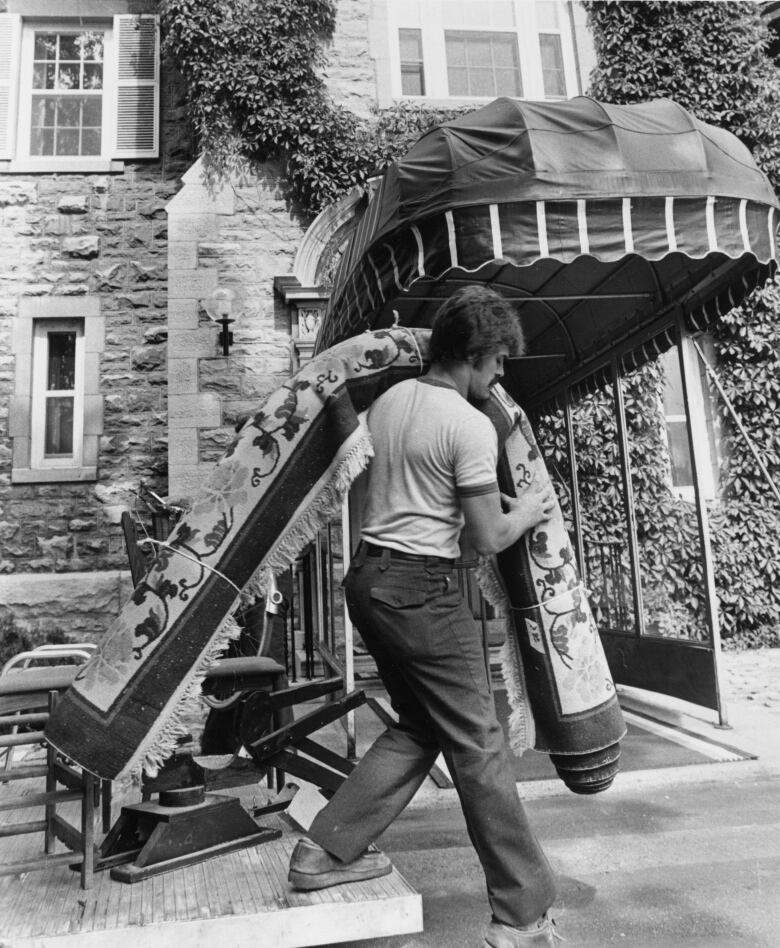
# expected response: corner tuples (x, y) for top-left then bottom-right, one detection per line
(321, 648), (780, 948)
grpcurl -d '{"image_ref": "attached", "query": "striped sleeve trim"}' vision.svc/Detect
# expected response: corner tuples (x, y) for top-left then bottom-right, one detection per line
(458, 481), (499, 498)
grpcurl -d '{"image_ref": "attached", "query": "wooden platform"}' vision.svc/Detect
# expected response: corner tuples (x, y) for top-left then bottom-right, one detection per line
(0, 763), (422, 948)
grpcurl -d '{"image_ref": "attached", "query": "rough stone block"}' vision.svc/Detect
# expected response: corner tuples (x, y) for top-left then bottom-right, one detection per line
(62, 235), (99, 258)
(168, 267), (218, 300)
(168, 427), (199, 467)
(168, 464), (208, 505)
(168, 298), (199, 330)
(168, 357), (198, 394)
(57, 195), (88, 214)
(167, 327), (215, 359)
(168, 393), (221, 428)
(168, 241), (197, 270)
(0, 182), (37, 206)
(167, 213), (218, 244)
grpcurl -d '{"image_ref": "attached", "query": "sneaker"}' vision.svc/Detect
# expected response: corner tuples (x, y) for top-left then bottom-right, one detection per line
(288, 838), (393, 891)
(482, 914), (561, 947)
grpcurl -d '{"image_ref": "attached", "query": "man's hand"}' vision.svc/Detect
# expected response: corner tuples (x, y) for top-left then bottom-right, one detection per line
(462, 484), (558, 556)
(501, 485), (556, 535)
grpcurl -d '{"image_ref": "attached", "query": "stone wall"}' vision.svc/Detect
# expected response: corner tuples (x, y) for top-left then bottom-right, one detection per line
(0, 59), (194, 633)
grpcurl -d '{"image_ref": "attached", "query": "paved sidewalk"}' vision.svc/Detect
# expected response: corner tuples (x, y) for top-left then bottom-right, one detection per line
(319, 647), (780, 948)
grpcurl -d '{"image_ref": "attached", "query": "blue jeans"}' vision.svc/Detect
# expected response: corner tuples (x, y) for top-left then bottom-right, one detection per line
(309, 544), (556, 926)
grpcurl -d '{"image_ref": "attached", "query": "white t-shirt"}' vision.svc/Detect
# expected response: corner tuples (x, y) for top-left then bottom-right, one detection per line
(360, 377), (498, 559)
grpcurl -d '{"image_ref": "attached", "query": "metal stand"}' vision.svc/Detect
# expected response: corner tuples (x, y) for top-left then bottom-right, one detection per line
(95, 786), (281, 884)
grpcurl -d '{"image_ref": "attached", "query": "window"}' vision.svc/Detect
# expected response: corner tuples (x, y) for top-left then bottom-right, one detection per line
(386, 0), (578, 102)
(0, 12), (159, 171)
(31, 320), (85, 469)
(29, 30), (105, 158)
(10, 297), (104, 484)
(399, 28), (425, 95)
(660, 338), (722, 501)
(445, 31), (522, 97)
(537, 0), (567, 98)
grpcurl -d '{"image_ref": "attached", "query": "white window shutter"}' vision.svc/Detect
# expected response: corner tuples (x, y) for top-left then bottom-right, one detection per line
(0, 15), (21, 160)
(112, 14), (159, 159)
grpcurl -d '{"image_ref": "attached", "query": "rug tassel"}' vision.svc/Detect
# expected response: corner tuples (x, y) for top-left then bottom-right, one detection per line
(129, 611), (243, 781)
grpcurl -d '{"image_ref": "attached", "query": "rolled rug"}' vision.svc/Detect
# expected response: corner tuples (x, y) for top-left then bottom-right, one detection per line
(46, 327), (624, 788)
(478, 386), (626, 793)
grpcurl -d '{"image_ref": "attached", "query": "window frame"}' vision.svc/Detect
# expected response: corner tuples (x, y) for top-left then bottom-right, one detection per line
(0, 9), (160, 172)
(15, 19), (115, 169)
(30, 317), (86, 470)
(10, 297), (104, 485)
(386, 0), (579, 103)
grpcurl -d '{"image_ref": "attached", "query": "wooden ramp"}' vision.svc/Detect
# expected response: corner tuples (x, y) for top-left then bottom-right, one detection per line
(0, 772), (422, 948)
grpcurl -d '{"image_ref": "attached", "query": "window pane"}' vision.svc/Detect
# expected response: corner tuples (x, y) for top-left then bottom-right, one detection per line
(57, 98), (81, 127)
(34, 33), (58, 61)
(30, 127), (54, 156)
(82, 96), (102, 127)
(448, 66), (469, 96)
(667, 421), (693, 488)
(79, 32), (104, 62)
(399, 28), (422, 60)
(540, 34), (566, 97)
(495, 68), (522, 96)
(47, 332), (76, 390)
(58, 34), (80, 61)
(31, 95), (102, 156)
(445, 31), (521, 97)
(81, 128), (101, 155)
(55, 127), (79, 155)
(33, 63), (56, 90)
(56, 63), (80, 90)
(45, 397), (75, 456)
(401, 65), (425, 96)
(83, 63), (103, 90)
(470, 67), (496, 97)
(446, 35), (466, 66)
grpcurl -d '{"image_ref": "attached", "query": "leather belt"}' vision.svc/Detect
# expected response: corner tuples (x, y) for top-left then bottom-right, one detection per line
(363, 542), (455, 565)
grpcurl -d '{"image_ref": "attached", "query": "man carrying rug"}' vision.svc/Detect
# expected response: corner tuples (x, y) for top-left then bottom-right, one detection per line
(288, 286), (560, 948)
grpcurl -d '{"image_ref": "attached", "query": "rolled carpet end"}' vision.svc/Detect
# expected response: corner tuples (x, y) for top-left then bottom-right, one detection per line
(549, 741), (621, 794)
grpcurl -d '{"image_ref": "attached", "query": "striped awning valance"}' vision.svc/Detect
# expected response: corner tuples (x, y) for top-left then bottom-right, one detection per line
(322, 195), (777, 353)
(317, 97), (780, 408)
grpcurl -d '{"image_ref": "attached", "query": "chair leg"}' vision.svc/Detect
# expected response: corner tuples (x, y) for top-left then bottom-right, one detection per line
(44, 691), (57, 854)
(101, 779), (112, 833)
(81, 771), (95, 890)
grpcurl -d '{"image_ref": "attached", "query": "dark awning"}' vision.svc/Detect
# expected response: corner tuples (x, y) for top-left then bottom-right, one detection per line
(318, 96), (779, 408)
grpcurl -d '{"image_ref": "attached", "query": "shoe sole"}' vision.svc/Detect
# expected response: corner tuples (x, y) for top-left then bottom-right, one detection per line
(289, 862), (393, 891)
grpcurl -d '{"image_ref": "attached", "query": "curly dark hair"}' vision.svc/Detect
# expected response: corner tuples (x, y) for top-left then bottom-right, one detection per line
(428, 286), (525, 364)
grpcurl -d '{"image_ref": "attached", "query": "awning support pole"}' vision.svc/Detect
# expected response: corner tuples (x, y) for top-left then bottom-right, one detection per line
(611, 357), (646, 637)
(563, 387), (586, 582)
(677, 324), (728, 727)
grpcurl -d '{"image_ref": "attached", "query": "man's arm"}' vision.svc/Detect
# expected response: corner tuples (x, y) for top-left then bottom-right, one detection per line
(461, 485), (556, 556)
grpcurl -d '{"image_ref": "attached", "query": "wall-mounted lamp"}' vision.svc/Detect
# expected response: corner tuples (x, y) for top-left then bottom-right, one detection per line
(204, 285), (241, 356)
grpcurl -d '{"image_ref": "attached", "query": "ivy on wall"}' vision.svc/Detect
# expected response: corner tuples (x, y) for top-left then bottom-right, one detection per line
(158, 0), (471, 215)
(570, 1), (780, 646)
(158, 0), (780, 645)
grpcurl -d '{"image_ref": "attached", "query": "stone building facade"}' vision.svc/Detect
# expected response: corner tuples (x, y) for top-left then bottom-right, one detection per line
(0, 0), (595, 639)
